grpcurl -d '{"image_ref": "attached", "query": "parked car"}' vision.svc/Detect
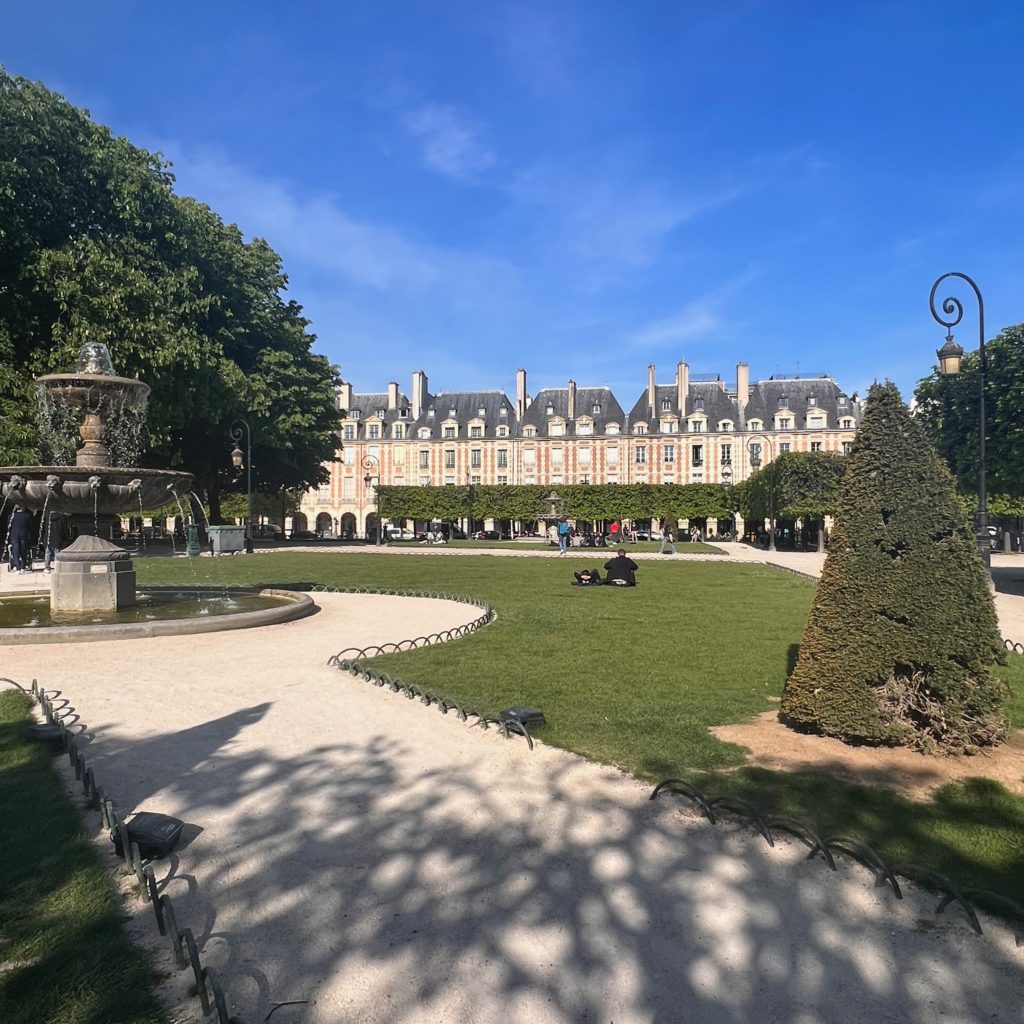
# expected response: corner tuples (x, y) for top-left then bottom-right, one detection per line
(252, 523), (284, 539)
(473, 530), (510, 541)
(385, 527), (416, 541)
(290, 529), (315, 541)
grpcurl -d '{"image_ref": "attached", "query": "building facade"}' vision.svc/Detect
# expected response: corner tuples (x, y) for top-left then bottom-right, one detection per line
(297, 361), (862, 538)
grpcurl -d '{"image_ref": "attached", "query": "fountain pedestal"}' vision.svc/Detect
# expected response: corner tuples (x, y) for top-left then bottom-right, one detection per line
(52, 535), (137, 613)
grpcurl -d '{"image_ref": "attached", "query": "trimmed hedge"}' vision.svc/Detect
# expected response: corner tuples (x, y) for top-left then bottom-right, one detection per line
(780, 382), (1008, 752)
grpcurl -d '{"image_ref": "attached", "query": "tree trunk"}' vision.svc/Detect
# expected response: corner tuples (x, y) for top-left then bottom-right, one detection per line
(817, 517), (826, 552)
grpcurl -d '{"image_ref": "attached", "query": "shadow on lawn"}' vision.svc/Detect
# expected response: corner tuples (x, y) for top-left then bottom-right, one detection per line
(72, 706), (1022, 1024)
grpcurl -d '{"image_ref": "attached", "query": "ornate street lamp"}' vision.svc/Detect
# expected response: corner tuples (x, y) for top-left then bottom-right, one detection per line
(747, 436), (776, 552)
(929, 272), (991, 576)
(361, 454), (382, 546)
(721, 463), (736, 541)
(229, 419), (253, 554)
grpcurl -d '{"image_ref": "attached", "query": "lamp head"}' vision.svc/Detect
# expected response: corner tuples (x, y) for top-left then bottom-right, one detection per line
(231, 446), (244, 469)
(937, 333), (964, 376)
(721, 465), (733, 485)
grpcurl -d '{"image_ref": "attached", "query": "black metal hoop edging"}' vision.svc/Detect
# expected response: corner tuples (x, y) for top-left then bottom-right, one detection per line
(8, 676), (246, 1023)
(650, 774), (1024, 939)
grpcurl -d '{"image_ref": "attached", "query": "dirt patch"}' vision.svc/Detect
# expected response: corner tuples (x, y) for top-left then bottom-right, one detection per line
(713, 711), (1024, 799)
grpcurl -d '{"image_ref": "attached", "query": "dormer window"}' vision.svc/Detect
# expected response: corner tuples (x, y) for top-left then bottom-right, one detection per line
(478, 406), (486, 417)
(808, 396), (817, 407)
(524, 426), (537, 437)
(838, 395), (847, 406)
(634, 423), (647, 435)
(393, 425), (404, 439)
(418, 427), (431, 439)
(399, 408), (409, 418)
(448, 407), (457, 417)
(841, 418), (854, 429)
(546, 404), (555, 415)
(606, 423), (620, 435)
(718, 420), (734, 432)
(592, 403), (601, 414)
(427, 408), (435, 418)
(661, 398), (671, 411)
(497, 425), (508, 437)
(376, 408), (386, 418)
(748, 419), (763, 431)
(349, 409), (360, 420)
(499, 407), (508, 416)
(778, 396), (789, 409)
(694, 398), (704, 412)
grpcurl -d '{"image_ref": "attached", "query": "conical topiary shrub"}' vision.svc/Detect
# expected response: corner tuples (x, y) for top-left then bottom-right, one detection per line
(780, 382), (1008, 753)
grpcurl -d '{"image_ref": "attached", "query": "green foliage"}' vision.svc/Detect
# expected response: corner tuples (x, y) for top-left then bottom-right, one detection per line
(780, 382), (1007, 752)
(0, 691), (167, 1023)
(377, 482), (733, 525)
(739, 450), (845, 522)
(915, 322), (1024, 498)
(0, 68), (340, 517)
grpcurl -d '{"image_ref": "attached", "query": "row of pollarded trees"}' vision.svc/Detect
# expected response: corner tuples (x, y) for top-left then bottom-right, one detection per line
(378, 460), (847, 533)
(0, 69), (341, 522)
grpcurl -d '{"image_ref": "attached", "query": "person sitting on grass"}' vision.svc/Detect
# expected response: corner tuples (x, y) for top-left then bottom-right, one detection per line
(572, 568), (603, 586)
(603, 548), (638, 586)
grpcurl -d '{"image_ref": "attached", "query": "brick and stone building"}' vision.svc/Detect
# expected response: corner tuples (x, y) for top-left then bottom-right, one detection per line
(297, 361), (862, 538)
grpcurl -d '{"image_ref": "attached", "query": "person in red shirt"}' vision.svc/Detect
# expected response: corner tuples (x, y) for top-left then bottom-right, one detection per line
(610, 520), (620, 544)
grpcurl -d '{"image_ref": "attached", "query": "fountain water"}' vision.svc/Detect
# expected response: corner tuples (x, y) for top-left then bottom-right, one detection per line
(0, 342), (193, 613)
(0, 342), (314, 640)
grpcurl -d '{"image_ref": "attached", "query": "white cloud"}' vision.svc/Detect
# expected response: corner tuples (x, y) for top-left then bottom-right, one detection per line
(401, 103), (496, 182)
(157, 145), (516, 301)
(627, 306), (719, 348)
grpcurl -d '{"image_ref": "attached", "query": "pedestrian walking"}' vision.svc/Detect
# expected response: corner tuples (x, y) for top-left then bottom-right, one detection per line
(557, 516), (571, 556)
(8, 506), (32, 573)
(659, 525), (676, 555)
(43, 510), (65, 571)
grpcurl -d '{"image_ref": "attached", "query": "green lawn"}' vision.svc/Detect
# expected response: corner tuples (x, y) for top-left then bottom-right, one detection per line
(387, 539), (726, 554)
(139, 551), (1024, 915)
(0, 689), (167, 1024)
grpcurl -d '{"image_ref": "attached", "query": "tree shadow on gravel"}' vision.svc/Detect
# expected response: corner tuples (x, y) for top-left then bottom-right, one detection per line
(78, 709), (1023, 1024)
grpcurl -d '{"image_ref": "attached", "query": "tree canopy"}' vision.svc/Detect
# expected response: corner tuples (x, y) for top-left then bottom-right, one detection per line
(738, 450), (845, 525)
(780, 382), (1006, 753)
(0, 68), (340, 519)
(915, 323), (1024, 500)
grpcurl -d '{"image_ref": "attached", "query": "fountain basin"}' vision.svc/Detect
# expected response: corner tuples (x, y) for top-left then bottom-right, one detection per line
(0, 588), (315, 644)
(0, 466), (195, 514)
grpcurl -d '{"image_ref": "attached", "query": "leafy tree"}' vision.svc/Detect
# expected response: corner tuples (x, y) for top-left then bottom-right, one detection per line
(780, 383), (1007, 754)
(740, 451), (845, 550)
(915, 323), (1024, 498)
(0, 69), (340, 519)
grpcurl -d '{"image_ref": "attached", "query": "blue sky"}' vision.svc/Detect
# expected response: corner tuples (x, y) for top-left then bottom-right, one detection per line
(5, 2), (1024, 403)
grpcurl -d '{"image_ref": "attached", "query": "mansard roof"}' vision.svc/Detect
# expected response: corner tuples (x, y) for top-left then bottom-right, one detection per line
(742, 377), (860, 427)
(519, 386), (625, 437)
(346, 392), (411, 424)
(412, 390), (516, 439)
(626, 383), (740, 430)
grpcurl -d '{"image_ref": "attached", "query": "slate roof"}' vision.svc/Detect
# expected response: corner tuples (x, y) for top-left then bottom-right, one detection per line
(741, 377), (860, 429)
(626, 383), (740, 431)
(342, 391), (413, 438)
(410, 390), (516, 439)
(519, 386), (626, 437)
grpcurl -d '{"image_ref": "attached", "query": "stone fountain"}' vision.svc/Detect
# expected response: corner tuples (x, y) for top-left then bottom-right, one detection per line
(0, 342), (194, 613)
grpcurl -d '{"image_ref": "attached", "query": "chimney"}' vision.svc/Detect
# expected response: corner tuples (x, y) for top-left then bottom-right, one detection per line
(736, 362), (750, 412)
(676, 360), (689, 415)
(387, 381), (399, 410)
(516, 368), (527, 419)
(647, 364), (656, 415)
(567, 378), (577, 420)
(411, 370), (428, 420)
(337, 382), (352, 411)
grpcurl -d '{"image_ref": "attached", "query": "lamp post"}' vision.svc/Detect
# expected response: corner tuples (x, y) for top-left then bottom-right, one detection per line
(721, 463), (736, 541)
(747, 435), (776, 552)
(929, 272), (991, 577)
(361, 454), (381, 546)
(229, 419), (253, 554)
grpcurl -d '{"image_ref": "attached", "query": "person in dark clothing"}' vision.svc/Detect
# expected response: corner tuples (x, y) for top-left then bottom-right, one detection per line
(572, 568), (602, 586)
(8, 506), (33, 572)
(603, 548), (638, 586)
(43, 510), (65, 572)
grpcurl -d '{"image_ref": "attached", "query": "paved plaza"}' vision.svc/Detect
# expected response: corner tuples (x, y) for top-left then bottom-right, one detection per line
(2, 552), (1023, 1022)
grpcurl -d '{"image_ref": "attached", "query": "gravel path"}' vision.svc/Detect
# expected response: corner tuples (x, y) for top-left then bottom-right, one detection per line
(4, 588), (1022, 1023)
